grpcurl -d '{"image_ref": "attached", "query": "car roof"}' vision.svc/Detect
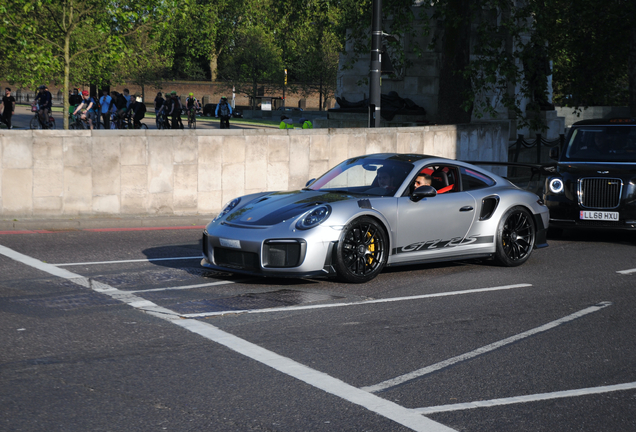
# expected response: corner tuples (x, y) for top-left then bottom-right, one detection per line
(358, 153), (442, 162)
(572, 118), (636, 126)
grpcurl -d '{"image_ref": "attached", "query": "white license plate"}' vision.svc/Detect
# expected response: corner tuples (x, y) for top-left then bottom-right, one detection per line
(580, 211), (619, 221)
(219, 238), (241, 248)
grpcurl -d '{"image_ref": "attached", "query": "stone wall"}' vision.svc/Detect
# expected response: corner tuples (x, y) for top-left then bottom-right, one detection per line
(0, 123), (508, 218)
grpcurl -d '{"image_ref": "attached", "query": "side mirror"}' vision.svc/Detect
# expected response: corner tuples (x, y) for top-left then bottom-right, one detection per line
(410, 185), (437, 202)
(305, 178), (315, 187)
(549, 146), (560, 161)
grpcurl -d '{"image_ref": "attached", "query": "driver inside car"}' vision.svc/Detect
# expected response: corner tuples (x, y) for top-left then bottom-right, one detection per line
(414, 173), (432, 188)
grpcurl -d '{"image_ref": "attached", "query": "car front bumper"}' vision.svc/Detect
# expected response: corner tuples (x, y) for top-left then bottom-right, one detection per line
(546, 198), (636, 230)
(201, 222), (341, 278)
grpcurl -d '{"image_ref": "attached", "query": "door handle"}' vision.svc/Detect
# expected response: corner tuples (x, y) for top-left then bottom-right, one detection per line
(459, 206), (474, 212)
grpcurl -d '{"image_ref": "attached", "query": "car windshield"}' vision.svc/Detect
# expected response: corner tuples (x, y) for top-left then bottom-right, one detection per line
(562, 126), (636, 162)
(307, 157), (414, 196)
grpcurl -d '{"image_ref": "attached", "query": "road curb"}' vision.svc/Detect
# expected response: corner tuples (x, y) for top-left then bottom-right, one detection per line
(0, 215), (212, 231)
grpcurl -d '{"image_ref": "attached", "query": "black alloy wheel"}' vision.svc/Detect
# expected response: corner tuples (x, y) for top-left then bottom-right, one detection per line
(334, 216), (388, 283)
(494, 206), (536, 266)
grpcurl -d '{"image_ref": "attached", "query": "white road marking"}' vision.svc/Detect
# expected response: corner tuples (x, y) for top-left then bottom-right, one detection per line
(362, 302), (612, 393)
(415, 381), (636, 414)
(128, 280), (239, 293)
(0, 245), (84, 279)
(180, 284), (534, 318)
(0, 244), (456, 432)
(617, 268), (636, 275)
(54, 256), (204, 266)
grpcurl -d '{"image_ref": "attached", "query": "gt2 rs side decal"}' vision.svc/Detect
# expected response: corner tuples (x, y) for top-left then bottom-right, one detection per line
(392, 235), (494, 255)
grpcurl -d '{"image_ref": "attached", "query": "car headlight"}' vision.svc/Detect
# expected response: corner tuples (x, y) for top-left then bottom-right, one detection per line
(212, 198), (241, 222)
(548, 178), (564, 194)
(296, 205), (331, 230)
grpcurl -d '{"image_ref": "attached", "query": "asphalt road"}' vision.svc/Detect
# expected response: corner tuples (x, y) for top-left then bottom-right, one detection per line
(4, 104), (276, 130)
(1, 227), (636, 431)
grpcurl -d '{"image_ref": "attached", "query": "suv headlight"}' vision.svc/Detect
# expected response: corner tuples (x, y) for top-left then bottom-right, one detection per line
(212, 198), (241, 222)
(296, 205), (331, 230)
(548, 178), (564, 194)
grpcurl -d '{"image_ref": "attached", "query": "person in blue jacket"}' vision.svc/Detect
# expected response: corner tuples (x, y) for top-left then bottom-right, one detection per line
(215, 96), (232, 129)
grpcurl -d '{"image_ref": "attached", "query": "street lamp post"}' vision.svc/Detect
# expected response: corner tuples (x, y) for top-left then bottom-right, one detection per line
(369, 0), (382, 128)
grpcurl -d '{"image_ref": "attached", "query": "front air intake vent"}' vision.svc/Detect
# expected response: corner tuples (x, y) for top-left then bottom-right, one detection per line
(263, 240), (307, 268)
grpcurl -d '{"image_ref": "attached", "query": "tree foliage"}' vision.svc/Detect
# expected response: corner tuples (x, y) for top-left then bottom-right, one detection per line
(0, 0), (169, 128)
(120, 27), (172, 101)
(2, 0), (633, 125)
(289, 0), (343, 110)
(541, 0), (635, 109)
(218, 25), (284, 110)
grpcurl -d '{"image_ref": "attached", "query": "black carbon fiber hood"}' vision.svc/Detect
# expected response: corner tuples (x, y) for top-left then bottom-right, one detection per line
(224, 190), (355, 226)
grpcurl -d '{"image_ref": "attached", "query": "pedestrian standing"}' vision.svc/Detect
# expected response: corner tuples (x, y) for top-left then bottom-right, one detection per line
(169, 91), (183, 129)
(1, 88), (16, 129)
(215, 96), (232, 129)
(99, 89), (112, 129)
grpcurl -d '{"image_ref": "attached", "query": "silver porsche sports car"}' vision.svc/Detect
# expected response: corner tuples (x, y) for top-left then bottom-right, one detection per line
(202, 154), (549, 283)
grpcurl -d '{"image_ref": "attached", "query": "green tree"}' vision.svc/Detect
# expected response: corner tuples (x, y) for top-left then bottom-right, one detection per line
(210, 0), (256, 82)
(0, 0), (166, 129)
(161, 0), (215, 80)
(287, 0), (343, 110)
(218, 25), (284, 110)
(541, 0), (635, 113)
(120, 27), (172, 102)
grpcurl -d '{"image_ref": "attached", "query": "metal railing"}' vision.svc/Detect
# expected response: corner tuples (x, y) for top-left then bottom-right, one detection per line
(510, 133), (565, 164)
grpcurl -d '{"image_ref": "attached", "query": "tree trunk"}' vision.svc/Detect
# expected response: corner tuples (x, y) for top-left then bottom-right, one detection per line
(252, 75), (257, 111)
(629, 26), (636, 117)
(437, 0), (473, 124)
(64, 33), (71, 130)
(210, 53), (218, 82)
(319, 73), (323, 111)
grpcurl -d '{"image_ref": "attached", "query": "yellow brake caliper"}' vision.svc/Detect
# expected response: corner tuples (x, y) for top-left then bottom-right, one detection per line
(366, 232), (375, 264)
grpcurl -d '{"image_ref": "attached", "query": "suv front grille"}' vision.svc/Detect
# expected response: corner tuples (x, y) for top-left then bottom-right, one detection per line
(578, 178), (622, 209)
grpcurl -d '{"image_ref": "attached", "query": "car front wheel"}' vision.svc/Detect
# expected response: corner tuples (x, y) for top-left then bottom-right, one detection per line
(494, 206), (535, 266)
(334, 217), (388, 283)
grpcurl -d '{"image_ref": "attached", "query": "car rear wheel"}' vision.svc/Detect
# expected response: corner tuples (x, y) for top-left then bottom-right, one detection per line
(494, 206), (535, 266)
(334, 217), (388, 283)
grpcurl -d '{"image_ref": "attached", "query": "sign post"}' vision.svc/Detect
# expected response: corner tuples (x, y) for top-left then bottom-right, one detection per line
(369, 0), (382, 128)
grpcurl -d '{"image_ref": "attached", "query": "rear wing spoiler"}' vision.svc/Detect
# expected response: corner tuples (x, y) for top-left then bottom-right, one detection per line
(460, 161), (557, 195)
(461, 161), (556, 174)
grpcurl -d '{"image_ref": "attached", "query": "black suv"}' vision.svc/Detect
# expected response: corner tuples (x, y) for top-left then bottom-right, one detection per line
(544, 118), (636, 231)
